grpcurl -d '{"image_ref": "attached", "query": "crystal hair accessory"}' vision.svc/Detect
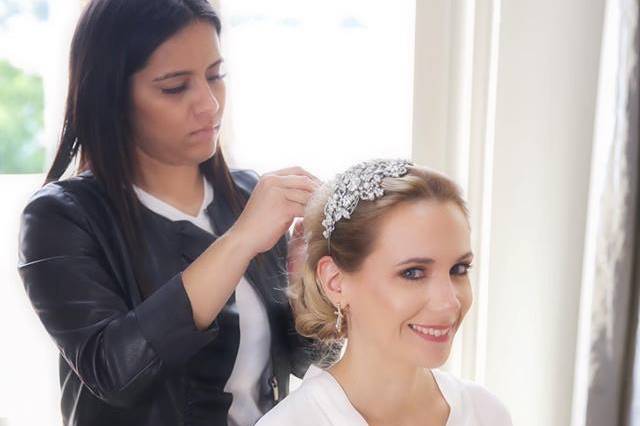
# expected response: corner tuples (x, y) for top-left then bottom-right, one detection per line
(321, 159), (412, 240)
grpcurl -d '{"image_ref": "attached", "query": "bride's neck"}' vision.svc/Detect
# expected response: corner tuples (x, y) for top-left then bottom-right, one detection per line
(327, 336), (442, 425)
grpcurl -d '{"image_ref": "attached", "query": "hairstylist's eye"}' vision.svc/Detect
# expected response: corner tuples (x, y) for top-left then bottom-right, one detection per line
(207, 72), (227, 83)
(450, 263), (472, 276)
(161, 85), (187, 95)
(401, 268), (425, 281)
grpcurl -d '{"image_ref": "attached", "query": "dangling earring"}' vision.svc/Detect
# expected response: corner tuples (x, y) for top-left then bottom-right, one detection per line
(334, 302), (344, 334)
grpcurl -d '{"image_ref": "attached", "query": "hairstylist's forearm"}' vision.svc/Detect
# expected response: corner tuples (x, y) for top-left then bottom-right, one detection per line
(181, 227), (255, 330)
(183, 166), (319, 330)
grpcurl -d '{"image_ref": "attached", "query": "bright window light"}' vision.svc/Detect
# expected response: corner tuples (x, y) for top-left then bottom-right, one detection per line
(221, 1), (416, 179)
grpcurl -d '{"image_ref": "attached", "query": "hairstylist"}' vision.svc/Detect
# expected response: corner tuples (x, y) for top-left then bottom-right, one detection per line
(18, 1), (316, 425)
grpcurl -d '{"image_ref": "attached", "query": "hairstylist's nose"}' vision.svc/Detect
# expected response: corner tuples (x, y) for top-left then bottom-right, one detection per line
(193, 80), (220, 120)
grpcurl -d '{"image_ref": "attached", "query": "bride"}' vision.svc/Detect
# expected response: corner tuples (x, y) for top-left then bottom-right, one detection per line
(257, 159), (512, 426)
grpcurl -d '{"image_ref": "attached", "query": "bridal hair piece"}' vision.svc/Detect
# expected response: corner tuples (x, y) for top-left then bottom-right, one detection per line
(321, 159), (412, 244)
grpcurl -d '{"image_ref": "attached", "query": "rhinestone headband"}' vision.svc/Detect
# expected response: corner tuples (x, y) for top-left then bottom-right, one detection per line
(321, 159), (412, 240)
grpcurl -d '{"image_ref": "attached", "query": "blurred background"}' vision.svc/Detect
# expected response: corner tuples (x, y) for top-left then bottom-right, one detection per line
(0, 0), (638, 425)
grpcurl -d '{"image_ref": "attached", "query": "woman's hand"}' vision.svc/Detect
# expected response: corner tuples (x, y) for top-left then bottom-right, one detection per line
(230, 167), (320, 257)
(183, 167), (319, 330)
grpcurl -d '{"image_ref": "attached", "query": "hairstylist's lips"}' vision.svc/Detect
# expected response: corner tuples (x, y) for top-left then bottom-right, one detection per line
(408, 323), (455, 343)
(189, 123), (220, 142)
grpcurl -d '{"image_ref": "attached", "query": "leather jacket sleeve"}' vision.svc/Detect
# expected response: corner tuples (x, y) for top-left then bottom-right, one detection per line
(17, 184), (219, 408)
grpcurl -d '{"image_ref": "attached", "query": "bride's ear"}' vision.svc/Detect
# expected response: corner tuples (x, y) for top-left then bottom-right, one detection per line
(316, 255), (345, 306)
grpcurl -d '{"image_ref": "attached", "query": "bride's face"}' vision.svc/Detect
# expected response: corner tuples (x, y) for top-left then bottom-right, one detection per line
(342, 200), (472, 368)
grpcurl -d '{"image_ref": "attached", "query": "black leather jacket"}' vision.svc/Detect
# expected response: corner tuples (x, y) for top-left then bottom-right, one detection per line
(18, 169), (311, 426)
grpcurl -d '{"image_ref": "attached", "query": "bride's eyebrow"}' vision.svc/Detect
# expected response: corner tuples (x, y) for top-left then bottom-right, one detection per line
(395, 257), (434, 266)
(152, 58), (224, 82)
(457, 252), (474, 262)
(394, 252), (474, 266)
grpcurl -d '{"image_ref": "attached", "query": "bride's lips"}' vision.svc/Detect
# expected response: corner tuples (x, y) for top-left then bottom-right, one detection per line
(408, 323), (455, 343)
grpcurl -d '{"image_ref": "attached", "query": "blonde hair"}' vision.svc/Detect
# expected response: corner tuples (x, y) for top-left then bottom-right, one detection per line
(288, 165), (468, 349)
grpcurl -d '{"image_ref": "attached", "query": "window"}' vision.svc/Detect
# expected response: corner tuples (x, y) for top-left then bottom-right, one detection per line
(0, 1), (80, 425)
(221, 0), (416, 178)
(0, 0), (48, 174)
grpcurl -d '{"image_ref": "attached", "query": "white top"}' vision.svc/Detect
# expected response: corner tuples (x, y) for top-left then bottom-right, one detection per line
(133, 177), (271, 426)
(257, 365), (512, 426)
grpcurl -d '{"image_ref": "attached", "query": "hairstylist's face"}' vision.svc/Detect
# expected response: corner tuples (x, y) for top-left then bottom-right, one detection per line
(343, 200), (473, 369)
(129, 21), (225, 167)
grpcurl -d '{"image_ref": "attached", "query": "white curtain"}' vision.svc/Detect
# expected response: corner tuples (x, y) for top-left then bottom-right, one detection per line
(571, 0), (639, 425)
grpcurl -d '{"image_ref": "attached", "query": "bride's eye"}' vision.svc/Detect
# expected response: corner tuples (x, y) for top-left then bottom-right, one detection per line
(401, 268), (425, 280)
(450, 263), (472, 276)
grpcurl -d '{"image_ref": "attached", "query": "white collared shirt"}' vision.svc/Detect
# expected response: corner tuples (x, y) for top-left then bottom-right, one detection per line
(257, 365), (513, 426)
(134, 177), (271, 426)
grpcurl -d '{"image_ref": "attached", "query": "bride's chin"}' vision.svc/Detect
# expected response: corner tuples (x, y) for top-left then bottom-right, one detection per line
(413, 348), (452, 370)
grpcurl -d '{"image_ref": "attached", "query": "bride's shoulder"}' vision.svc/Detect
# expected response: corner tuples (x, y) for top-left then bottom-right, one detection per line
(256, 367), (327, 426)
(432, 369), (513, 425)
(257, 388), (314, 426)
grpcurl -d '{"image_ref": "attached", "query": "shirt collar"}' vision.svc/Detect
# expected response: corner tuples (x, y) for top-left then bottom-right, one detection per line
(133, 175), (214, 224)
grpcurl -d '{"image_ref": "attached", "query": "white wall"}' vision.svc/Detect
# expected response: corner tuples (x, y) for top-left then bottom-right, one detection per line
(0, 175), (61, 426)
(412, 1), (605, 425)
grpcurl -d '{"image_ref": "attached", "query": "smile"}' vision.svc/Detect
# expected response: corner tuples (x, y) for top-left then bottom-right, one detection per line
(409, 324), (453, 342)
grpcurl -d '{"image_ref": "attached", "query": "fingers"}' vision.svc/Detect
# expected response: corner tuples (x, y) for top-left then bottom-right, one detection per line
(284, 188), (313, 206)
(250, 169), (319, 234)
(268, 166), (322, 184)
(260, 174), (318, 194)
(261, 174), (316, 190)
(285, 202), (306, 219)
(278, 175), (319, 193)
